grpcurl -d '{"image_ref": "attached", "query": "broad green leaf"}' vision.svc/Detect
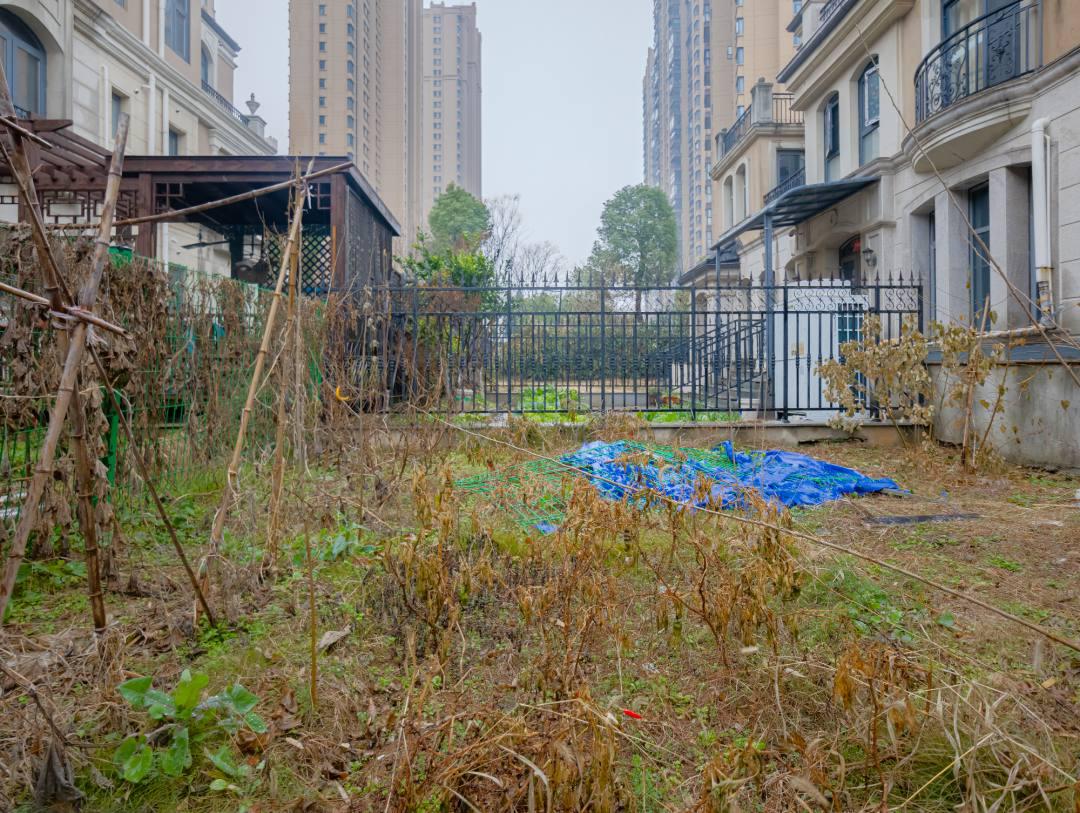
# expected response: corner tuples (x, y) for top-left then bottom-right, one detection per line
(209, 778), (230, 792)
(144, 689), (177, 720)
(120, 742), (153, 783)
(159, 727), (191, 777)
(244, 711), (268, 734)
(205, 745), (242, 778)
(172, 670), (209, 713)
(113, 736), (140, 768)
(117, 676), (153, 707)
(225, 684), (259, 715)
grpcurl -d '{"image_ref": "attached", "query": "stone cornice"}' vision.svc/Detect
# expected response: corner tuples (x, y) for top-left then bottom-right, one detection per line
(72, 0), (273, 155)
(780, 0), (915, 103)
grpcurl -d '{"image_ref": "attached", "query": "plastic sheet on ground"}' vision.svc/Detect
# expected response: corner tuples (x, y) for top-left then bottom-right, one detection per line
(561, 440), (901, 512)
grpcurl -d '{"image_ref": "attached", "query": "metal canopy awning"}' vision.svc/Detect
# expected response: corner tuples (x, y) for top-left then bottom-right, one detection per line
(711, 176), (879, 250)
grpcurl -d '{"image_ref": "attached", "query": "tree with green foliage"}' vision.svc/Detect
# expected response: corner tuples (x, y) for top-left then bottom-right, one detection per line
(591, 184), (679, 317)
(400, 237), (497, 291)
(428, 184), (491, 251)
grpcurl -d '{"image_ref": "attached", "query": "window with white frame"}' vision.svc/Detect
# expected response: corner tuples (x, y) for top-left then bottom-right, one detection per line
(858, 58), (880, 165)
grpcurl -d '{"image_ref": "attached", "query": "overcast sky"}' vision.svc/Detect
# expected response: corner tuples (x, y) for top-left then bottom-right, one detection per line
(216, 0), (654, 267)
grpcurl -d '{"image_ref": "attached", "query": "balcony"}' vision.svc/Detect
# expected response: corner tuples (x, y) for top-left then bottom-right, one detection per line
(764, 168), (806, 205)
(717, 91), (803, 159)
(721, 106), (752, 155)
(915, 0), (1040, 125)
(201, 81), (249, 127)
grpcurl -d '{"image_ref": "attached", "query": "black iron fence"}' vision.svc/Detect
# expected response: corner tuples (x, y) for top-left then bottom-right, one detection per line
(915, 0), (1040, 124)
(349, 278), (923, 419)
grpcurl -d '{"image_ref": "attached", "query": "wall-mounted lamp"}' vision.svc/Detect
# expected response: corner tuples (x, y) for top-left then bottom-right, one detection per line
(862, 247), (878, 268)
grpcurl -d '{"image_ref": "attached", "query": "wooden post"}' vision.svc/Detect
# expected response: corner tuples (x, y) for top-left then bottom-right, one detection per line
(267, 181), (302, 565)
(203, 162), (312, 616)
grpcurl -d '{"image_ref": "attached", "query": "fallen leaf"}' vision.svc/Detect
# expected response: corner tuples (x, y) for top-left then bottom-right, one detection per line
(317, 628), (352, 653)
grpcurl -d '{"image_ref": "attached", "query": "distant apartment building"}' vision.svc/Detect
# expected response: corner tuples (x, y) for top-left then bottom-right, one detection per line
(419, 2), (482, 234)
(706, 0), (803, 283)
(643, 0), (735, 274)
(0, 0), (277, 272)
(290, 0), (425, 251)
(290, 0), (481, 250)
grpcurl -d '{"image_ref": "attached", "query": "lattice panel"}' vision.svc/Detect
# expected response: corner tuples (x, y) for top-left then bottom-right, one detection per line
(264, 225), (333, 295)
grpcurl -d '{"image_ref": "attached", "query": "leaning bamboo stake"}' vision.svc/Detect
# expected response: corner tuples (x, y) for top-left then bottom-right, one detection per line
(203, 161), (312, 616)
(0, 280), (130, 337)
(305, 521), (318, 713)
(267, 186), (302, 566)
(0, 67), (109, 632)
(0, 115), (130, 624)
(67, 387), (107, 631)
(0, 76), (215, 630)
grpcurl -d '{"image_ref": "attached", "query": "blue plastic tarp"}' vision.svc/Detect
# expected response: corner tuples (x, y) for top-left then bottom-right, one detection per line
(560, 440), (900, 513)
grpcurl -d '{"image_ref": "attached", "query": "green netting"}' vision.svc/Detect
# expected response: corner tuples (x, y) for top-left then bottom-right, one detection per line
(454, 442), (736, 530)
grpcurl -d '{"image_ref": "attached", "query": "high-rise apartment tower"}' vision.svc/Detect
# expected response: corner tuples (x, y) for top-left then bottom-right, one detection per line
(289, 0), (482, 251)
(644, 0), (735, 273)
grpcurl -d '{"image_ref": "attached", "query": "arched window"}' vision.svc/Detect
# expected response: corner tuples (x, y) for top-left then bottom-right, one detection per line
(823, 92), (840, 181)
(734, 164), (747, 221)
(0, 10), (47, 116)
(200, 45), (213, 88)
(839, 235), (861, 284)
(858, 58), (880, 165)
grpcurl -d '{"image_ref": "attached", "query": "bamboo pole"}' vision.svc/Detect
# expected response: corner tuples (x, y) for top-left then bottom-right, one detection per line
(0, 66), (113, 631)
(46, 162), (352, 231)
(0, 68), (214, 629)
(68, 387), (107, 631)
(0, 280), (130, 337)
(267, 183), (302, 565)
(203, 161), (312, 615)
(0, 115), (130, 624)
(305, 523), (318, 713)
(0, 116), (54, 148)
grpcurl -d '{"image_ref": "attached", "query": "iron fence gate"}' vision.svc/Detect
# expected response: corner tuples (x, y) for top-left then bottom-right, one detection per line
(349, 278), (922, 419)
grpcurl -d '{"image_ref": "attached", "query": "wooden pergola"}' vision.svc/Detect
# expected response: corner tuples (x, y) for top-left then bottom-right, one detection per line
(0, 119), (401, 294)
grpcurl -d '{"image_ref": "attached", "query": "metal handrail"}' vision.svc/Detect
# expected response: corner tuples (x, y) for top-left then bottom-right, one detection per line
(914, 0), (1040, 124)
(201, 81), (248, 126)
(819, 0), (847, 25)
(771, 93), (803, 125)
(721, 106), (752, 155)
(720, 95), (803, 158)
(764, 168), (806, 204)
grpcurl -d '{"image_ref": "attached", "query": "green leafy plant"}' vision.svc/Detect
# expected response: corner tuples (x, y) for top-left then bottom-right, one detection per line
(113, 670), (265, 784)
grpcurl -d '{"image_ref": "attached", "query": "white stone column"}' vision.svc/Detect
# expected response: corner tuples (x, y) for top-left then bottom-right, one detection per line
(934, 190), (971, 326)
(989, 166), (1033, 330)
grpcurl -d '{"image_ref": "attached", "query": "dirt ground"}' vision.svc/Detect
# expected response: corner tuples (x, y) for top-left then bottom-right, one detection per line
(1, 427), (1077, 812)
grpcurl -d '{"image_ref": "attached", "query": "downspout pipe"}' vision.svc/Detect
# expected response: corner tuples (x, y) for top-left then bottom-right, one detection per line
(1031, 117), (1053, 324)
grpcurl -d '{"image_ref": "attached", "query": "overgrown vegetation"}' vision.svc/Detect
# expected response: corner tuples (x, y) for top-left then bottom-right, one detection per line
(1, 230), (1078, 813)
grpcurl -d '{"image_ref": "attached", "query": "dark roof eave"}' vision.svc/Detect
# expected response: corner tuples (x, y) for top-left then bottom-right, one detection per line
(777, 0), (859, 83)
(710, 176), (879, 250)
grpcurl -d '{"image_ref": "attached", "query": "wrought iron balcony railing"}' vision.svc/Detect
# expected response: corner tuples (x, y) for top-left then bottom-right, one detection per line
(201, 81), (248, 127)
(764, 168), (805, 205)
(721, 105), (752, 155)
(718, 94), (803, 158)
(915, 0), (1040, 125)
